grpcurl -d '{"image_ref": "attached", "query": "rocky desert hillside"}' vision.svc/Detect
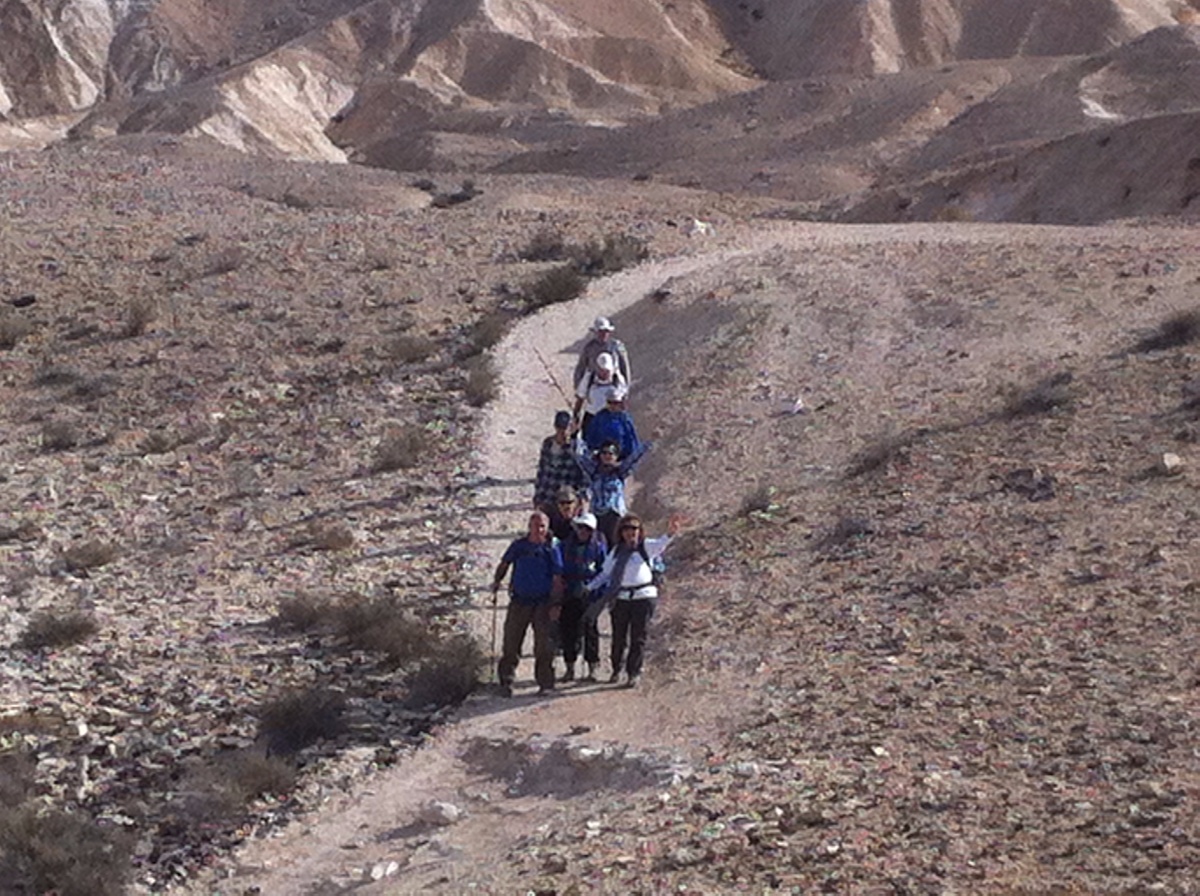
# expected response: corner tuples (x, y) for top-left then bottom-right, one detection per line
(1, 3), (1199, 896)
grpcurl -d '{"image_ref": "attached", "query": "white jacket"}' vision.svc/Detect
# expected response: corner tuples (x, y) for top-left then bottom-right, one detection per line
(586, 535), (670, 600)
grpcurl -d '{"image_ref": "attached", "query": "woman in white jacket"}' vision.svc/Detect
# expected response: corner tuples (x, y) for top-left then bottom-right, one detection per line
(586, 513), (682, 687)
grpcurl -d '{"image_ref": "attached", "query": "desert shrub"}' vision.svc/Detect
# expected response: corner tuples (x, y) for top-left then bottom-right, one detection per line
(173, 750), (298, 825)
(1002, 372), (1074, 419)
(305, 520), (355, 552)
(336, 597), (427, 665)
(570, 233), (648, 276)
(524, 264), (585, 309)
(61, 539), (120, 572)
(0, 805), (132, 896)
(257, 688), (346, 756)
(388, 333), (437, 364)
(519, 228), (569, 262)
(739, 484), (778, 517)
(0, 750), (38, 807)
(18, 609), (98, 650)
(0, 315), (33, 350)
(33, 366), (81, 388)
(467, 310), (516, 354)
(463, 355), (499, 408)
(121, 297), (157, 337)
(274, 591), (335, 631)
(1131, 309), (1200, 353)
(816, 515), (875, 552)
(199, 246), (246, 278)
(138, 429), (178, 455)
(405, 633), (484, 708)
(40, 420), (78, 452)
(431, 179), (481, 208)
(370, 421), (429, 473)
(845, 430), (917, 478)
(71, 374), (117, 402)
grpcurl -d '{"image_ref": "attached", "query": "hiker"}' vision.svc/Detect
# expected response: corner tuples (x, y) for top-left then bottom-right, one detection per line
(583, 384), (641, 460)
(587, 513), (682, 688)
(559, 511), (608, 683)
(572, 351), (626, 432)
(533, 410), (587, 518)
(547, 484), (582, 541)
(575, 436), (649, 547)
(573, 316), (631, 391)
(491, 511), (565, 696)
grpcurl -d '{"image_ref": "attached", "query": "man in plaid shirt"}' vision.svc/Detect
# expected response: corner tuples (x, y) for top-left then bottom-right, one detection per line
(533, 410), (587, 517)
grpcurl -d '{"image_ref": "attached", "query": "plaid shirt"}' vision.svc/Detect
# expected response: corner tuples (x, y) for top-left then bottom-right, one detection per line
(533, 436), (586, 507)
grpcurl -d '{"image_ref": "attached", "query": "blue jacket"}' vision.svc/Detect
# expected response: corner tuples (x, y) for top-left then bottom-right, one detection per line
(583, 409), (641, 460)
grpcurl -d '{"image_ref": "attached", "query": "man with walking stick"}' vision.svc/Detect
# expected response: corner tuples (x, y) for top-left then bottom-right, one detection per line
(491, 511), (565, 697)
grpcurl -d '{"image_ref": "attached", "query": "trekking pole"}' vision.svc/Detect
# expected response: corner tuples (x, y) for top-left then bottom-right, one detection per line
(489, 587), (500, 682)
(532, 344), (574, 408)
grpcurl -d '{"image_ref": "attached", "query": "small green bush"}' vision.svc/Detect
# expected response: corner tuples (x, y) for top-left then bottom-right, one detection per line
(18, 609), (98, 650)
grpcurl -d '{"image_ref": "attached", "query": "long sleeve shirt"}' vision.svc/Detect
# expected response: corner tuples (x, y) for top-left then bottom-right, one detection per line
(586, 535), (671, 600)
(574, 438), (649, 517)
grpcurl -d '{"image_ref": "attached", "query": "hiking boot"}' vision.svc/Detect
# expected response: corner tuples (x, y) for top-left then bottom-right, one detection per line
(608, 671), (621, 684)
(560, 663), (576, 684)
(625, 675), (640, 689)
(583, 663), (598, 682)
(536, 685), (557, 697)
(498, 682), (514, 698)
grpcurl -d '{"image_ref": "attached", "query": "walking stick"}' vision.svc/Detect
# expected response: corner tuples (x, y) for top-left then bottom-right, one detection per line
(532, 344), (574, 408)
(489, 588), (499, 682)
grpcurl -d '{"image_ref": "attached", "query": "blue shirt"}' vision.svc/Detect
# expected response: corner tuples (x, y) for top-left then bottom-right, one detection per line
(561, 531), (608, 586)
(501, 537), (564, 605)
(583, 409), (641, 460)
(575, 439), (649, 517)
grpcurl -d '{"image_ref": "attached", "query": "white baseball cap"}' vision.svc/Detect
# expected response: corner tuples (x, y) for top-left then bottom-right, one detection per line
(572, 512), (598, 530)
(596, 353), (616, 372)
(592, 316), (614, 332)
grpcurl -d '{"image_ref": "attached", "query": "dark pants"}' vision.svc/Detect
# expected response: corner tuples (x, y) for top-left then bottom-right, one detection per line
(611, 597), (656, 678)
(559, 586), (600, 667)
(498, 601), (556, 690)
(596, 510), (622, 548)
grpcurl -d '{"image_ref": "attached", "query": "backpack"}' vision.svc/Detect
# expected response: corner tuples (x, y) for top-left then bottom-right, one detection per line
(638, 543), (667, 593)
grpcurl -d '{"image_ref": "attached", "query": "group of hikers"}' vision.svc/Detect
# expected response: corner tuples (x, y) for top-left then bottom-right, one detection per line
(490, 316), (681, 696)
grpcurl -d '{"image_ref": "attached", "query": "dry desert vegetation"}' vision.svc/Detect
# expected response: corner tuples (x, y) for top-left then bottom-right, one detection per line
(2, 3), (1200, 896)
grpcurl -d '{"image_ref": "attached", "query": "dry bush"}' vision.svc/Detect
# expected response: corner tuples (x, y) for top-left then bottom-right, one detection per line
(138, 429), (178, 455)
(370, 422), (429, 473)
(172, 750), (298, 826)
(40, 420), (78, 452)
(1002, 372), (1074, 419)
(570, 233), (649, 276)
(405, 633), (484, 708)
(739, 484), (778, 517)
(306, 520), (355, 552)
(199, 246), (246, 278)
(61, 539), (121, 572)
(524, 264), (585, 309)
(33, 365), (81, 388)
(519, 228), (569, 262)
(464, 354), (499, 407)
(0, 750), (38, 807)
(467, 309), (516, 354)
(336, 596), (427, 665)
(815, 515), (875, 553)
(0, 314), (34, 350)
(430, 178), (481, 208)
(18, 609), (98, 650)
(71, 374), (117, 403)
(121, 296), (157, 337)
(257, 688), (347, 756)
(0, 805), (132, 896)
(845, 430), (917, 478)
(388, 333), (437, 364)
(1131, 309), (1200, 353)
(274, 591), (335, 631)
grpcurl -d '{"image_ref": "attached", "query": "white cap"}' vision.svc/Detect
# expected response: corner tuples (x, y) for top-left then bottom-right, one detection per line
(606, 383), (628, 401)
(572, 512), (598, 530)
(596, 352), (616, 372)
(592, 316), (614, 332)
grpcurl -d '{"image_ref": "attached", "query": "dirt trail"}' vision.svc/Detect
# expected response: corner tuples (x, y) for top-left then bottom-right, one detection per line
(178, 229), (788, 896)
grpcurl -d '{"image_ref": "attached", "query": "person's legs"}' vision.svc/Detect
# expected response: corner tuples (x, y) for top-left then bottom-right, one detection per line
(625, 598), (657, 681)
(582, 611), (601, 670)
(531, 604), (557, 691)
(498, 603), (533, 688)
(559, 593), (584, 680)
(610, 599), (631, 682)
